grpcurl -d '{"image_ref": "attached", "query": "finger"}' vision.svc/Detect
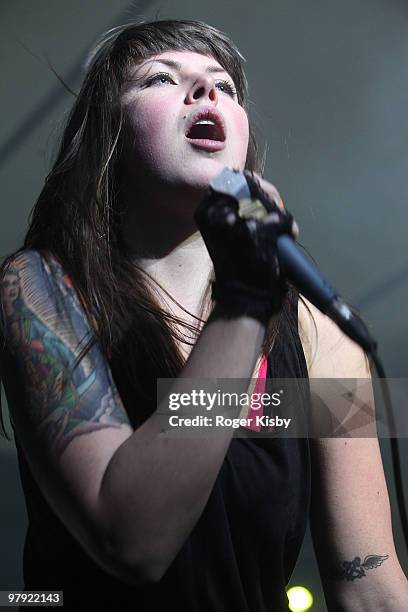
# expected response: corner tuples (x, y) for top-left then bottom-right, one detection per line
(263, 212), (299, 239)
(249, 172), (284, 210)
(206, 198), (239, 225)
(263, 212), (281, 225)
(225, 210), (239, 226)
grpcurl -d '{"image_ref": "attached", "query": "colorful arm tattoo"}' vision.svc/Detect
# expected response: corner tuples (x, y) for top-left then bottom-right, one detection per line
(0, 250), (131, 458)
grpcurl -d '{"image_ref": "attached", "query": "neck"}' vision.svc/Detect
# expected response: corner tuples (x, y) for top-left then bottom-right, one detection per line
(138, 231), (213, 311)
(120, 185), (214, 322)
(119, 173), (208, 257)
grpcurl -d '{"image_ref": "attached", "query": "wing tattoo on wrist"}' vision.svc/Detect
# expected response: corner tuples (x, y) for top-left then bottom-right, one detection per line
(331, 554), (389, 581)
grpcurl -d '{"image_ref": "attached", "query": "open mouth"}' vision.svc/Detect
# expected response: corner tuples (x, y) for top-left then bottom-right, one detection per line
(186, 120), (226, 142)
(185, 108), (227, 151)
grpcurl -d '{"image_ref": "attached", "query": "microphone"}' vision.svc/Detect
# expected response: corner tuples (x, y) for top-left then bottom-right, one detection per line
(275, 234), (376, 353)
(209, 168), (377, 355)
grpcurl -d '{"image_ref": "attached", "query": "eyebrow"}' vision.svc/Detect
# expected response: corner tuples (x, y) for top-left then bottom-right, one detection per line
(141, 58), (230, 76)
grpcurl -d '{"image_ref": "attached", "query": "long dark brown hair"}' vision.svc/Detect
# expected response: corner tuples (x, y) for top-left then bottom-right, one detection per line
(1, 19), (308, 434)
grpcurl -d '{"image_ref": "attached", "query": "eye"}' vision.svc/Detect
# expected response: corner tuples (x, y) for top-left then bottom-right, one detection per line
(145, 72), (176, 86)
(215, 79), (238, 98)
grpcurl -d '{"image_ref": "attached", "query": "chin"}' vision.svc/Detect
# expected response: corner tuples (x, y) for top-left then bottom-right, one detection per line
(188, 158), (238, 186)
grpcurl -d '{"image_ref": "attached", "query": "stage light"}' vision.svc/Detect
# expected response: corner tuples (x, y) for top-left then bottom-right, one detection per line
(287, 585), (313, 611)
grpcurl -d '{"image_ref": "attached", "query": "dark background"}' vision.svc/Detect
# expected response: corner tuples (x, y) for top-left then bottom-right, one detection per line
(1, 1), (408, 610)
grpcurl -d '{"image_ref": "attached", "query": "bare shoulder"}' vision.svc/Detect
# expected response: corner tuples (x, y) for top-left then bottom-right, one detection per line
(298, 296), (370, 378)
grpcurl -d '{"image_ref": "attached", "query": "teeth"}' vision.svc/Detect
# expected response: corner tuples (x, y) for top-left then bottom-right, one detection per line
(194, 119), (216, 126)
(186, 116), (225, 142)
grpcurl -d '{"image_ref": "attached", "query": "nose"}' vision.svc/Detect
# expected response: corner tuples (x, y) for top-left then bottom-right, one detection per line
(185, 73), (218, 105)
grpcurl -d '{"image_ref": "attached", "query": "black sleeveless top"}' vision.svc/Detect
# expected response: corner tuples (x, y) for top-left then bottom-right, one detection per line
(12, 290), (310, 611)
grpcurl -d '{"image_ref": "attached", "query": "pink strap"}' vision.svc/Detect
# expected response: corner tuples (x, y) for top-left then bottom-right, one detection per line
(244, 354), (274, 432)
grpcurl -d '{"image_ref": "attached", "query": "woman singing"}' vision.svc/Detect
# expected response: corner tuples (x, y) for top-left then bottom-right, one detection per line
(1, 19), (407, 611)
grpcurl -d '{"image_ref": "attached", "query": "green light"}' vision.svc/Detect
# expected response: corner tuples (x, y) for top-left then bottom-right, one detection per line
(287, 586), (313, 611)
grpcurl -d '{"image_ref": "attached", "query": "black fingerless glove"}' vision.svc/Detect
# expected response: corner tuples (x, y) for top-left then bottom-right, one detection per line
(194, 170), (295, 326)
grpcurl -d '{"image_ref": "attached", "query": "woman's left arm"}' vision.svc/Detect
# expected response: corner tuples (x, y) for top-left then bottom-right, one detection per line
(299, 299), (408, 611)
